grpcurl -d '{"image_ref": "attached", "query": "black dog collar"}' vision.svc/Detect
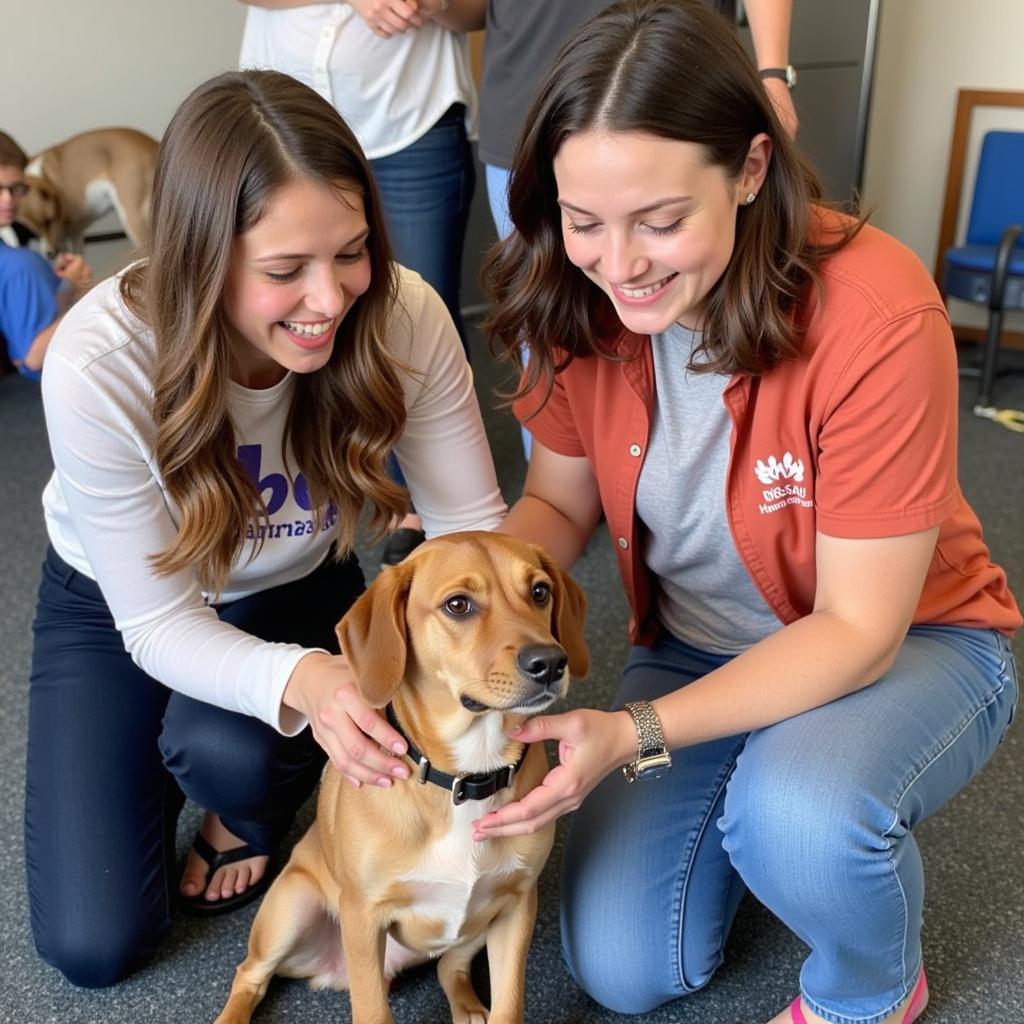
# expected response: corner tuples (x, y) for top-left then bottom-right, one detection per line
(385, 703), (528, 806)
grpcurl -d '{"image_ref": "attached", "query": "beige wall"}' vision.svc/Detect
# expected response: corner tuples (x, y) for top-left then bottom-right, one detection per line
(1, 1), (246, 155)
(861, 0), (1024, 329)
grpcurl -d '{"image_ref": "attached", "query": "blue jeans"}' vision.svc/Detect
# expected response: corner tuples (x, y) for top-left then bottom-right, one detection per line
(561, 626), (1018, 1024)
(24, 546), (365, 988)
(374, 105), (475, 494)
(371, 104), (475, 357)
(485, 162), (513, 240)
(484, 163), (532, 462)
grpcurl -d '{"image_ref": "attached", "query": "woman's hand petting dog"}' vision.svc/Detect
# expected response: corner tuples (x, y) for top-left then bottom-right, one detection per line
(472, 707), (637, 840)
(283, 652), (410, 788)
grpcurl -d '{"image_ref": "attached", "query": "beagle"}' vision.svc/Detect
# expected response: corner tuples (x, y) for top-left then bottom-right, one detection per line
(215, 531), (589, 1024)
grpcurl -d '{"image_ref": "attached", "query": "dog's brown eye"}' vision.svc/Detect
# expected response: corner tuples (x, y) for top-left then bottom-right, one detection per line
(531, 582), (552, 606)
(443, 595), (474, 617)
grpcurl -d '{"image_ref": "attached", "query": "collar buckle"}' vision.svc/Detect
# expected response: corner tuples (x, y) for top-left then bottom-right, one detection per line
(451, 772), (470, 806)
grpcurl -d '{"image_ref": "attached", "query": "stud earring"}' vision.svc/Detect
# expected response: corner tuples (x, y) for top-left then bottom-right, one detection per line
(745, 192), (758, 204)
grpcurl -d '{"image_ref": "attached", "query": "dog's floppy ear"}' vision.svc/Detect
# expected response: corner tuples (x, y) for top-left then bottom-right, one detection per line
(533, 546), (590, 679)
(335, 562), (414, 707)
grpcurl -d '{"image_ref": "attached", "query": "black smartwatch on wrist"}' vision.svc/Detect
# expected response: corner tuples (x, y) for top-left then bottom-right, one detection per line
(759, 64), (797, 90)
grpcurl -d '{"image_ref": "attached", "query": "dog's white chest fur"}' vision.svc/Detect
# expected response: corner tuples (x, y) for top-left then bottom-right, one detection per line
(398, 715), (527, 952)
(403, 802), (525, 950)
(83, 178), (119, 221)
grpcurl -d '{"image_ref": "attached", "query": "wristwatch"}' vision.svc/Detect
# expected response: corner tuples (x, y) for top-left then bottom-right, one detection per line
(759, 65), (797, 90)
(621, 701), (672, 783)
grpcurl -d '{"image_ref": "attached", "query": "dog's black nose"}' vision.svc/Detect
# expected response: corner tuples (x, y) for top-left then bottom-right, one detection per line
(516, 644), (568, 688)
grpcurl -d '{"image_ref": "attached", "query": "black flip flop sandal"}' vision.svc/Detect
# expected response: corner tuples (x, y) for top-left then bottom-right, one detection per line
(179, 833), (271, 917)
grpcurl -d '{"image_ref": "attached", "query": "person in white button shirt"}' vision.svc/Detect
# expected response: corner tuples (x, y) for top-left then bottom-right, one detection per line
(239, 0), (488, 566)
(24, 69), (506, 988)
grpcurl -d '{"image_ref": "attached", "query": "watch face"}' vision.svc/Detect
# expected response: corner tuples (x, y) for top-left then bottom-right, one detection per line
(634, 750), (672, 781)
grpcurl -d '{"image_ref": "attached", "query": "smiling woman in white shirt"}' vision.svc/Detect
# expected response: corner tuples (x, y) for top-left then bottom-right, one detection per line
(24, 69), (505, 989)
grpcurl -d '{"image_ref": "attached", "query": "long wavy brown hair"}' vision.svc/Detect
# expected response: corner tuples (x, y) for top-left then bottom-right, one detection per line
(121, 70), (407, 595)
(483, 0), (866, 403)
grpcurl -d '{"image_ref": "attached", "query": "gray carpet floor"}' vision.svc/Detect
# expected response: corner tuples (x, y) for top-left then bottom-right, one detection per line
(1, 325), (1022, 1024)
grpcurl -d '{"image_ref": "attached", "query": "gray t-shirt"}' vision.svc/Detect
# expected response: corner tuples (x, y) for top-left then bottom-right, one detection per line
(479, 0), (737, 169)
(635, 324), (779, 654)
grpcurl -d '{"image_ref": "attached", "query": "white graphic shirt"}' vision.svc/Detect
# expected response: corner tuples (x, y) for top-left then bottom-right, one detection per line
(40, 266), (505, 731)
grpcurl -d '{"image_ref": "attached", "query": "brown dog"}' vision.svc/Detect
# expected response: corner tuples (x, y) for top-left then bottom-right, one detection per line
(215, 531), (589, 1024)
(20, 127), (158, 254)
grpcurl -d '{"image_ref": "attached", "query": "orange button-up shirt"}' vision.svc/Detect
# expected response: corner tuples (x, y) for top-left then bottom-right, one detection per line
(515, 221), (1021, 645)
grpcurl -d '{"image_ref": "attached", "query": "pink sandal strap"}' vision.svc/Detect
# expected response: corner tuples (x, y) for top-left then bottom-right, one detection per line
(790, 968), (927, 1024)
(902, 969), (928, 1023)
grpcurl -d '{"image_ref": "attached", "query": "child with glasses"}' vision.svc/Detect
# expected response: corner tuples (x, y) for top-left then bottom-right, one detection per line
(0, 131), (92, 378)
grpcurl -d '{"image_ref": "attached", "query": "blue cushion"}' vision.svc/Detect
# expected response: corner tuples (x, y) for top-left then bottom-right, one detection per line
(945, 243), (1024, 274)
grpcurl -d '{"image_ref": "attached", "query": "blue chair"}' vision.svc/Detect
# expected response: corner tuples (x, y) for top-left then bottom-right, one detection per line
(942, 130), (1024, 409)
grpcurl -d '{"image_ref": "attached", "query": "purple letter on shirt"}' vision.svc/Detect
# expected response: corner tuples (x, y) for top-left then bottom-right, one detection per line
(237, 444), (311, 515)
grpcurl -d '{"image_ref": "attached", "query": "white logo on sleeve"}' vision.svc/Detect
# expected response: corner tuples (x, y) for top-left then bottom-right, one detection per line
(755, 452), (804, 483)
(755, 452), (813, 514)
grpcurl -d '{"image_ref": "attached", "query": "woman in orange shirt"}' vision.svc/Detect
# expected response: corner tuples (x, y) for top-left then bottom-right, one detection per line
(477, 3), (1020, 1023)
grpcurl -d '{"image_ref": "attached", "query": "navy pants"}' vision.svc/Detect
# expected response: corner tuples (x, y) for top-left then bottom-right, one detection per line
(24, 546), (365, 988)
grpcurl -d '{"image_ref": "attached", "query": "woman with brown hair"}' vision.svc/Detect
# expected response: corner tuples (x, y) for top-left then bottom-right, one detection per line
(476, 2), (1020, 1023)
(25, 69), (504, 987)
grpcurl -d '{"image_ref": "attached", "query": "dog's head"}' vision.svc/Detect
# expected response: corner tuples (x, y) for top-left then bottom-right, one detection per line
(17, 176), (63, 256)
(336, 532), (588, 721)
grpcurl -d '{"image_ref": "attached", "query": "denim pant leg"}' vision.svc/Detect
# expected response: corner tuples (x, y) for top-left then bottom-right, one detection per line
(371, 104), (475, 356)
(388, 451), (408, 492)
(25, 548), (184, 988)
(719, 625), (1018, 1024)
(484, 162), (532, 461)
(374, 106), (474, 496)
(159, 552), (366, 853)
(484, 163), (513, 240)
(561, 635), (749, 1014)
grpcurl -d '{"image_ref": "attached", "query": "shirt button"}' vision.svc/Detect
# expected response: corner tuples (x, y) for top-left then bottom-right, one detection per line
(618, 537), (629, 550)
(629, 444), (642, 457)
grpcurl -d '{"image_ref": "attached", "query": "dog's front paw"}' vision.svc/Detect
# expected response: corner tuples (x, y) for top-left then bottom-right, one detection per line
(451, 1002), (488, 1024)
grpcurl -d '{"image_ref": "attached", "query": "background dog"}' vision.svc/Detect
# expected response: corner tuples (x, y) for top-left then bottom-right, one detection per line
(19, 127), (159, 254)
(215, 531), (589, 1024)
